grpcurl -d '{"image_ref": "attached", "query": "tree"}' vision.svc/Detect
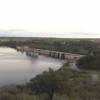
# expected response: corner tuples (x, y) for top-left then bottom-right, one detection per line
(27, 68), (68, 100)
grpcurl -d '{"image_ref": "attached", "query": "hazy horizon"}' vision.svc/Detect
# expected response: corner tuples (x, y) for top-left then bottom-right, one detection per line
(0, 29), (100, 38)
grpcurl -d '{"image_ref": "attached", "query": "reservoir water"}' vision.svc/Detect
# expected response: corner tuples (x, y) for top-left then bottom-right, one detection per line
(0, 47), (66, 86)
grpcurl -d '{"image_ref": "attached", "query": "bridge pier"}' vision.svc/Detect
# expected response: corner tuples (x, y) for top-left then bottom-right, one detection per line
(33, 50), (38, 57)
(64, 53), (68, 59)
(59, 52), (65, 59)
(51, 51), (55, 57)
(46, 51), (51, 56)
(31, 52), (34, 56)
(37, 49), (42, 55)
(26, 51), (38, 57)
(27, 51), (31, 55)
(16, 46), (21, 51)
(67, 54), (74, 60)
(55, 52), (59, 58)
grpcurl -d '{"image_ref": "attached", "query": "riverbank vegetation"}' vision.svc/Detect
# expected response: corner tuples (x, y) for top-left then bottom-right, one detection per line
(76, 55), (100, 70)
(1, 62), (100, 100)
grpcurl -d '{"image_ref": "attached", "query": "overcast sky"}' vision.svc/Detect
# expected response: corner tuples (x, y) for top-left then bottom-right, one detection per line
(0, 0), (100, 38)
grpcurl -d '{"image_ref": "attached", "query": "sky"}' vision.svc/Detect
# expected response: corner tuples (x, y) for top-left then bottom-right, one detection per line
(0, 0), (100, 38)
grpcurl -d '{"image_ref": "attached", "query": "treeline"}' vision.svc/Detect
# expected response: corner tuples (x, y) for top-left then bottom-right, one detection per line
(0, 38), (99, 55)
(76, 55), (100, 70)
(23, 39), (99, 55)
(0, 40), (17, 48)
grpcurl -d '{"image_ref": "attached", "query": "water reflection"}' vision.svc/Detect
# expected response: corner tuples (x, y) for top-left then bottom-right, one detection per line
(0, 47), (66, 86)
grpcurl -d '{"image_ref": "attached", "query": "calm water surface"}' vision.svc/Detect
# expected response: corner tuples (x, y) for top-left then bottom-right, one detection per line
(0, 47), (66, 86)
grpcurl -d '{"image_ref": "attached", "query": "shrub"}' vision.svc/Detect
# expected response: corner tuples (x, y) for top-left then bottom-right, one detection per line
(0, 92), (11, 100)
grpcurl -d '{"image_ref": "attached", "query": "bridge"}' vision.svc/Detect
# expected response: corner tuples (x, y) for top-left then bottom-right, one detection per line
(16, 46), (85, 60)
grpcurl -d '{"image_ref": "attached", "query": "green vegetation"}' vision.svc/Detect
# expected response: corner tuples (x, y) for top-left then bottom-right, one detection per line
(0, 85), (38, 100)
(0, 37), (99, 55)
(27, 68), (68, 100)
(61, 62), (90, 79)
(76, 55), (100, 70)
(2, 62), (100, 100)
